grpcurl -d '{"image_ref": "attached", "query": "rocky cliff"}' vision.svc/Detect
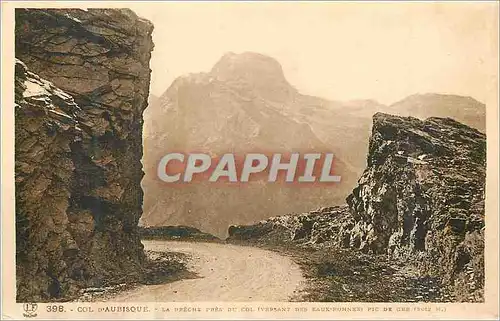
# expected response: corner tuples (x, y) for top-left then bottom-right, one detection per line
(15, 8), (154, 301)
(347, 113), (485, 301)
(228, 113), (486, 302)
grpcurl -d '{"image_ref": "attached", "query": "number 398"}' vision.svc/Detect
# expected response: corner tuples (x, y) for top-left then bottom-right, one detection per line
(46, 305), (65, 312)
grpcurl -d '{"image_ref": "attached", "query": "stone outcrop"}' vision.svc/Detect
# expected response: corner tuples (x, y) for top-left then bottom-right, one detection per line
(346, 113), (485, 301)
(228, 206), (354, 247)
(139, 226), (220, 242)
(228, 113), (486, 302)
(15, 9), (153, 302)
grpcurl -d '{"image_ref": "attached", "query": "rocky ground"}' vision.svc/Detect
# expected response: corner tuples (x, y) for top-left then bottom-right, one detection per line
(109, 240), (304, 302)
(138, 222), (457, 302)
(76, 250), (196, 302)
(139, 226), (222, 243)
(228, 239), (455, 302)
(75, 236), (457, 303)
(291, 247), (452, 302)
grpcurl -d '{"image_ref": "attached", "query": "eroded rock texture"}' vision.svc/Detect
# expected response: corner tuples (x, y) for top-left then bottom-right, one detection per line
(228, 206), (354, 247)
(346, 113), (486, 301)
(15, 9), (153, 301)
(228, 113), (486, 302)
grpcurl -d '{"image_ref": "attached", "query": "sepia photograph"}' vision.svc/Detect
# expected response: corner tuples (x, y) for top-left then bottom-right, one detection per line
(1, 1), (498, 319)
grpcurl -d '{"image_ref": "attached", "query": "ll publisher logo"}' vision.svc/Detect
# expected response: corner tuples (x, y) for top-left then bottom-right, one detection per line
(22, 303), (38, 318)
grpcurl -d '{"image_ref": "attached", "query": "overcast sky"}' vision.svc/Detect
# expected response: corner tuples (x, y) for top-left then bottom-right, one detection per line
(129, 2), (498, 106)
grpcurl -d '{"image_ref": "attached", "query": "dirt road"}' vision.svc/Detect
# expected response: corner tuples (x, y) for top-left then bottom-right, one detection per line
(112, 240), (305, 302)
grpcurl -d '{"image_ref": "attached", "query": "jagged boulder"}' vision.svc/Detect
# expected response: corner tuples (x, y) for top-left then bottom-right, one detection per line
(227, 112), (485, 302)
(227, 206), (354, 247)
(15, 9), (154, 302)
(139, 226), (220, 242)
(346, 113), (485, 301)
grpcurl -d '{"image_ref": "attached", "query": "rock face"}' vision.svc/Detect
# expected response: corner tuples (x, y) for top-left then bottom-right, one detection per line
(227, 205), (353, 247)
(346, 113), (485, 301)
(15, 9), (154, 301)
(228, 113), (485, 302)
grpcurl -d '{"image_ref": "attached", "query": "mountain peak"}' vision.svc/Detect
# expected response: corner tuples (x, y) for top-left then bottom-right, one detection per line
(210, 52), (294, 97)
(211, 52), (284, 77)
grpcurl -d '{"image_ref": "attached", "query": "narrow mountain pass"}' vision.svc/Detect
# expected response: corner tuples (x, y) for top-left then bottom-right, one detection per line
(112, 240), (305, 302)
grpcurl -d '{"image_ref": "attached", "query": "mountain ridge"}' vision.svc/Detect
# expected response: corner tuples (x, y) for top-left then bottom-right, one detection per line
(152, 52), (486, 125)
(142, 52), (486, 238)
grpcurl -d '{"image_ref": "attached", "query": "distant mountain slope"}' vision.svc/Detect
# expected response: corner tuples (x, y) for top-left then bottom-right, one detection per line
(142, 52), (486, 237)
(142, 52), (357, 237)
(387, 93), (486, 132)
